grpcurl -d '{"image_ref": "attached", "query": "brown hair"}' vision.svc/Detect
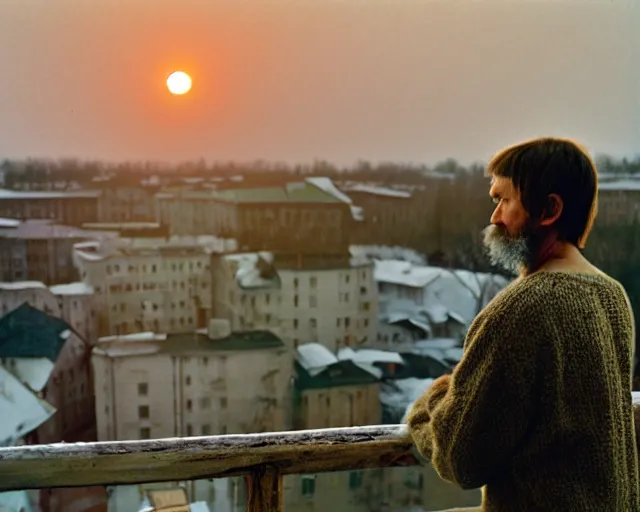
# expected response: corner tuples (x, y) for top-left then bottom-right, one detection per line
(487, 137), (599, 248)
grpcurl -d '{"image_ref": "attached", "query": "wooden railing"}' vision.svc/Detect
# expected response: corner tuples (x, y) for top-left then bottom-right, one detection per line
(0, 425), (418, 512)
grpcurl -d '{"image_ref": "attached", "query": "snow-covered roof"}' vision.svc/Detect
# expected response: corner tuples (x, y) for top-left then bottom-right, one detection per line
(296, 343), (338, 376)
(2, 357), (55, 392)
(0, 365), (56, 447)
(98, 331), (168, 344)
(0, 188), (101, 199)
(350, 245), (427, 265)
(0, 218), (20, 228)
(305, 177), (353, 204)
(337, 347), (404, 365)
(224, 251), (278, 289)
(599, 180), (640, 191)
(343, 183), (412, 198)
(380, 377), (433, 423)
(49, 282), (94, 295)
(374, 260), (442, 288)
(0, 281), (47, 291)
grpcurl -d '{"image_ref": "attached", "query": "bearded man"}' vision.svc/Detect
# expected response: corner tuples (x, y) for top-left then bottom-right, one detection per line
(406, 137), (639, 511)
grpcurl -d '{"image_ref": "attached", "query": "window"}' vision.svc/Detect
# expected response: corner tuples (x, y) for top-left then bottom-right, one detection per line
(301, 476), (316, 497)
(140, 427), (151, 439)
(309, 296), (317, 308)
(138, 383), (148, 396)
(361, 302), (370, 312)
(336, 318), (341, 327)
(199, 397), (211, 409)
(186, 424), (193, 436)
(138, 405), (149, 419)
(310, 276), (317, 288)
(309, 318), (317, 328)
(266, 314), (271, 324)
(293, 277), (299, 288)
(294, 295), (299, 307)
(201, 424), (211, 435)
(364, 319), (369, 327)
(186, 399), (193, 412)
(220, 397), (228, 408)
(293, 319), (298, 329)
(186, 376), (191, 386)
(349, 471), (364, 490)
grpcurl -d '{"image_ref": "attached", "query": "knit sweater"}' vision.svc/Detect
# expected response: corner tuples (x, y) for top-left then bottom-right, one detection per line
(407, 271), (640, 512)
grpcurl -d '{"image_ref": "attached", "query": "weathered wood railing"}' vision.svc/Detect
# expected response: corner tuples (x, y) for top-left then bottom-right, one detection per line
(0, 425), (419, 512)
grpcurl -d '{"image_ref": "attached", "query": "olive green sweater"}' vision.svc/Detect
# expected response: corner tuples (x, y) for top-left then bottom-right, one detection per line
(407, 271), (640, 511)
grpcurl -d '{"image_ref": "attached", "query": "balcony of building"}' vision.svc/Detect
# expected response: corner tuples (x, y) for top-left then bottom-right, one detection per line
(0, 423), (481, 512)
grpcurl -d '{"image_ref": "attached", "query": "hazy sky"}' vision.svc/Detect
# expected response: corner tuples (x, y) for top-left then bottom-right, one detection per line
(0, 0), (638, 166)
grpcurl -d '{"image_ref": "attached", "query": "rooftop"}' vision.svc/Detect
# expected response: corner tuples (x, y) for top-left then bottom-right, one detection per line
(0, 219), (112, 240)
(0, 188), (102, 199)
(94, 330), (285, 358)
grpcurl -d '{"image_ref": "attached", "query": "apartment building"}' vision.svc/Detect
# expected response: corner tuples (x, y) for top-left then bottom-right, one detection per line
(0, 219), (111, 285)
(0, 281), (98, 342)
(91, 321), (292, 441)
(156, 178), (354, 254)
(73, 235), (236, 336)
(0, 188), (101, 225)
(212, 251), (378, 352)
(285, 343), (382, 512)
(0, 303), (94, 445)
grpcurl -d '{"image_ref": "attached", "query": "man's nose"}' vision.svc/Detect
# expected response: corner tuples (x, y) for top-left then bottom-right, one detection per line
(490, 206), (501, 225)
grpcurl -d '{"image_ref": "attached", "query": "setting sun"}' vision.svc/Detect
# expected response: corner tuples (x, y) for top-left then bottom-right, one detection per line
(166, 71), (192, 95)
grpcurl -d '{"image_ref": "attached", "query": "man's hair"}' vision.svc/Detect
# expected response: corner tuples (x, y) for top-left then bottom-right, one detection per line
(486, 137), (599, 248)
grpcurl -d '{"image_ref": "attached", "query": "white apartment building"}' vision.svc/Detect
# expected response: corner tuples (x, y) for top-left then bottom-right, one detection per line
(212, 252), (378, 352)
(73, 235), (236, 336)
(91, 320), (292, 442)
(0, 281), (97, 342)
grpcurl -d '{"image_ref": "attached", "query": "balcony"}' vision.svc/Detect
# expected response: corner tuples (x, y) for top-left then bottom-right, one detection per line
(0, 424), (443, 512)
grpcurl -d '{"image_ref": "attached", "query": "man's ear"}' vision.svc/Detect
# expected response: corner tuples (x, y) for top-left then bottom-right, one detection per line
(539, 193), (563, 227)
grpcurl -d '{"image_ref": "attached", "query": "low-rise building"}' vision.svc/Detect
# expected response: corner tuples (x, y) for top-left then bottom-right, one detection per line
(91, 321), (292, 441)
(0, 219), (111, 285)
(0, 188), (101, 225)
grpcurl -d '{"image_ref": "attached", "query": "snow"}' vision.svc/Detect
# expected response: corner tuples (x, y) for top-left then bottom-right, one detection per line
(599, 180), (640, 191)
(49, 282), (94, 295)
(0, 490), (34, 512)
(305, 177), (353, 204)
(374, 260), (442, 288)
(632, 392), (640, 405)
(95, 346), (161, 358)
(0, 281), (46, 291)
(59, 329), (71, 340)
(343, 183), (412, 198)
(224, 252), (277, 289)
(2, 357), (55, 392)
(0, 218), (20, 228)
(380, 377), (433, 423)
(414, 338), (459, 350)
(296, 343), (337, 376)
(0, 366), (56, 446)
(338, 347), (404, 365)
(98, 331), (167, 343)
(350, 245), (427, 265)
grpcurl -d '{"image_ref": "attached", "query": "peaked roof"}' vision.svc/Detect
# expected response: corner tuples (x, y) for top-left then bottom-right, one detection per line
(0, 303), (74, 361)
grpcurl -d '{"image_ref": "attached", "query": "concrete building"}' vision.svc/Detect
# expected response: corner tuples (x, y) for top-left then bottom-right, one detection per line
(0, 219), (111, 285)
(0, 188), (101, 225)
(156, 178), (355, 255)
(91, 322), (292, 441)
(211, 251), (378, 352)
(73, 234), (236, 336)
(0, 303), (95, 445)
(0, 281), (98, 343)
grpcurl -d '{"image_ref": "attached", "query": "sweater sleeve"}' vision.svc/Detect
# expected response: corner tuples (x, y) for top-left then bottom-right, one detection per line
(425, 305), (541, 490)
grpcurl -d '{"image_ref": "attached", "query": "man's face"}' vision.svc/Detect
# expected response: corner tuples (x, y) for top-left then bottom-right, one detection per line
(482, 176), (533, 275)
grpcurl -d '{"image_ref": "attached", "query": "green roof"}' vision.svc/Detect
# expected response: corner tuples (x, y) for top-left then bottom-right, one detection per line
(294, 360), (380, 390)
(213, 183), (342, 204)
(162, 330), (284, 353)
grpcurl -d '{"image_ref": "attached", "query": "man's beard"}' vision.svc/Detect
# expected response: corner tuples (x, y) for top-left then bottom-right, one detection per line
(482, 223), (535, 276)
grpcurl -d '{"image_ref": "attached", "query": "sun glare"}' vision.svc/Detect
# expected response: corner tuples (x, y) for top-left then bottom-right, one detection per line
(166, 71), (192, 95)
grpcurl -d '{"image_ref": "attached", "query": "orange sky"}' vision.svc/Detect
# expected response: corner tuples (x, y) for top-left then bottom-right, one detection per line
(0, 1), (638, 165)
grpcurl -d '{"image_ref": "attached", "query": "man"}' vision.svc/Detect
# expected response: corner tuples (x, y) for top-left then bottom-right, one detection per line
(407, 137), (639, 511)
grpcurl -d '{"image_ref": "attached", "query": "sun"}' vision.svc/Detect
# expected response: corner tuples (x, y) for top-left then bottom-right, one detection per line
(166, 71), (192, 95)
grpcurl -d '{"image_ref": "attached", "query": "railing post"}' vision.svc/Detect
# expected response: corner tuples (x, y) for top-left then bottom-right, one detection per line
(246, 465), (283, 512)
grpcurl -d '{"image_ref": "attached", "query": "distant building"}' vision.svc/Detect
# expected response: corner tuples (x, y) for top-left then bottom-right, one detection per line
(0, 219), (111, 285)
(0, 281), (98, 342)
(0, 188), (101, 225)
(91, 321), (292, 441)
(212, 251), (378, 352)
(73, 234), (236, 336)
(597, 180), (640, 225)
(156, 178), (355, 255)
(0, 303), (95, 445)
